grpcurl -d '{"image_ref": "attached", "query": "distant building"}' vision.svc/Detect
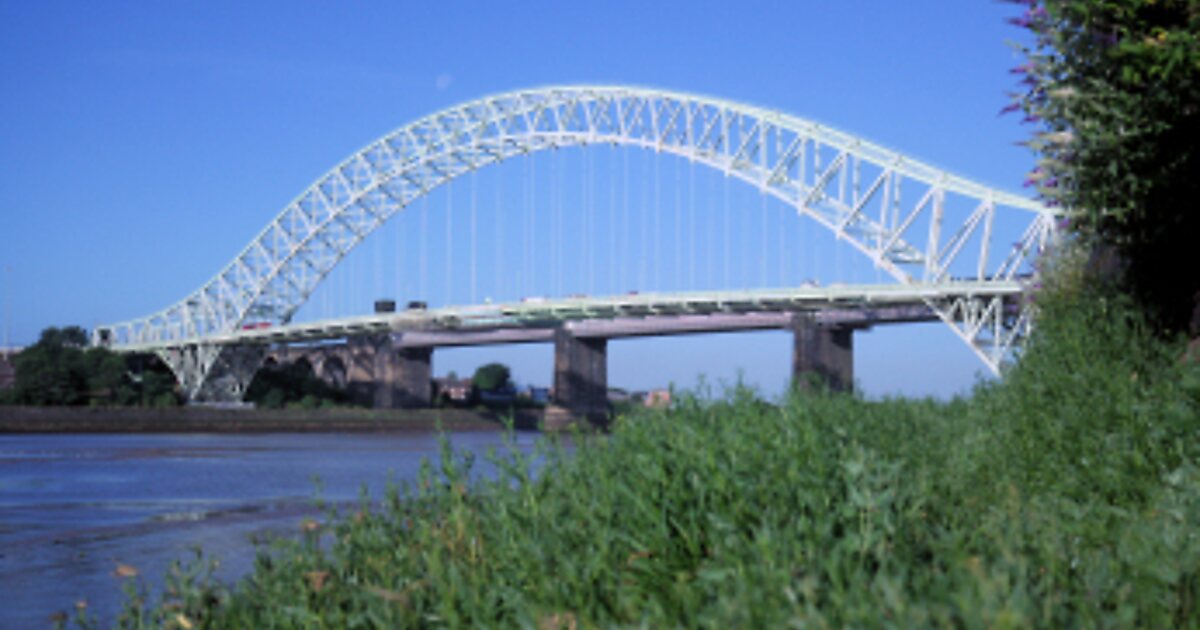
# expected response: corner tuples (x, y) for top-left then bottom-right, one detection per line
(433, 377), (472, 405)
(643, 389), (671, 408)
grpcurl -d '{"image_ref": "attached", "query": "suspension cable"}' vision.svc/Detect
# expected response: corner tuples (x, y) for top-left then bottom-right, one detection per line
(639, 151), (649, 289)
(470, 169), (477, 305)
(584, 147), (593, 294)
(723, 171), (730, 288)
(609, 144), (617, 294)
(689, 158), (696, 289)
(445, 179), (453, 306)
(419, 194), (428, 301)
(495, 164), (503, 301)
(760, 186), (768, 287)
(654, 152), (661, 289)
(676, 154), (686, 290)
(394, 192), (403, 303)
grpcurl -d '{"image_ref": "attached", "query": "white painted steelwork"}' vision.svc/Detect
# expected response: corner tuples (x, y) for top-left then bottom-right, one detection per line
(93, 86), (1057, 400)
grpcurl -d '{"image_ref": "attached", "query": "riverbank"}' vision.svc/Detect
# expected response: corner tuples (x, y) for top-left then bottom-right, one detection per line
(0, 405), (544, 433)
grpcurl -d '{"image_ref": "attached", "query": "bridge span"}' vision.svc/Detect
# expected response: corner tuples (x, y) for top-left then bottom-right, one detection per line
(108, 282), (1021, 411)
(266, 303), (939, 411)
(91, 85), (1055, 405)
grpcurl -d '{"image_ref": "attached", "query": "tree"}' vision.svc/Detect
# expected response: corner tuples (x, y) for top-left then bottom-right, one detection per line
(140, 367), (180, 407)
(244, 359), (346, 408)
(11, 326), (89, 405)
(472, 362), (512, 393)
(1008, 0), (1200, 334)
(4, 329), (180, 407)
(83, 347), (130, 404)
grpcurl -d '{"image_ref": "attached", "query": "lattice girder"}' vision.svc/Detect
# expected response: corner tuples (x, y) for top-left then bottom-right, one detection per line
(95, 86), (1059, 395)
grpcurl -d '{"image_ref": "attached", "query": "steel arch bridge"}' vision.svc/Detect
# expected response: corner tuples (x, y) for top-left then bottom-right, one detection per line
(94, 85), (1059, 400)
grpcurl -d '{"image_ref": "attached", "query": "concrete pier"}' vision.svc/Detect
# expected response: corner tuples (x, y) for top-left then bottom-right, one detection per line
(392, 347), (433, 408)
(791, 313), (854, 392)
(553, 328), (608, 413)
(343, 336), (433, 409)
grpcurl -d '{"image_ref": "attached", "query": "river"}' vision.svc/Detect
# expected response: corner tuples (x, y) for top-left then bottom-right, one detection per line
(0, 430), (540, 629)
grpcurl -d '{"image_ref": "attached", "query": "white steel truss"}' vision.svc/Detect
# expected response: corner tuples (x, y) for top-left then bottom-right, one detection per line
(92, 85), (1059, 400)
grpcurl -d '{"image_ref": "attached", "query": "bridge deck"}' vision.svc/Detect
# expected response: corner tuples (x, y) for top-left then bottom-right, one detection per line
(108, 282), (1020, 353)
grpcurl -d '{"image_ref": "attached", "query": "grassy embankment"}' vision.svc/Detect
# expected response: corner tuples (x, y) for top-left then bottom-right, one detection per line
(90, 290), (1200, 627)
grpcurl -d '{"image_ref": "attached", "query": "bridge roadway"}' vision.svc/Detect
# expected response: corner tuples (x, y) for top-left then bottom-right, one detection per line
(226, 282), (1021, 412)
(116, 281), (1017, 351)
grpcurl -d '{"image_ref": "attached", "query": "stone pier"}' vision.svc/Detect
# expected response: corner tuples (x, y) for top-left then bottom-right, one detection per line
(392, 347), (433, 408)
(553, 328), (608, 415)
(791, 313), (854, 392)
(344, 335), (432, 409)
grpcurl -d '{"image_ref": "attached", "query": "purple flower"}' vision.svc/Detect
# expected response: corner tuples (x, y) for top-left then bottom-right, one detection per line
(1022, 114), (1041, 123)
(1010, 63), (1035, 75)
(999, 102), (1023, 116)
(1007, 16), (1032, 28)
(1023, 168), (1043, 188)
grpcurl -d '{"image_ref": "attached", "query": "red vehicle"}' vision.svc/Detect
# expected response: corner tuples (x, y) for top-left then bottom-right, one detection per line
(241, 322), (272, 330)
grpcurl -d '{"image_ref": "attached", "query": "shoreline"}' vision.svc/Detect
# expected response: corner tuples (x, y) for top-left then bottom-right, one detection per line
(0, 405), (545, 433)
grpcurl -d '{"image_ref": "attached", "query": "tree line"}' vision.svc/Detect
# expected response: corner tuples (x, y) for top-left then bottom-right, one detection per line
(1, 326), (523, 411)
(0, 326), (179, 407)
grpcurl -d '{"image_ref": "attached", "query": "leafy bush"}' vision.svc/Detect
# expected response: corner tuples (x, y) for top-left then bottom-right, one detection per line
(105, 288), (1199, 628)
(1009, 0), (1200, 334)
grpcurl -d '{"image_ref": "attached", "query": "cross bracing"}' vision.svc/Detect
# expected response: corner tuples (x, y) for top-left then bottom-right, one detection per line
(92, 85), (1059, 400)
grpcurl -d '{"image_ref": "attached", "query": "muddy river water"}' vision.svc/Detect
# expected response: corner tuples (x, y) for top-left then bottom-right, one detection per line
(0, 430), (539, 629)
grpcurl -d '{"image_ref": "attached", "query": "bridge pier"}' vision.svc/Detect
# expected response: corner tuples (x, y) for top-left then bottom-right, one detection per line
(791, 313), (854, 393)
(347, 335), (432, 409)
(392, 346), (433, 408)
(553, 328), (608, 417)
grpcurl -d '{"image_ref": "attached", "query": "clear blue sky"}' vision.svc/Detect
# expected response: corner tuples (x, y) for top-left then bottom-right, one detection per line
(0, 1), (1036, 399)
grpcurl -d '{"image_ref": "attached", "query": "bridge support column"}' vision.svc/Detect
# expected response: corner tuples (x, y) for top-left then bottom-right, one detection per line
(348, 335), (432, 409)
(346, 336), (381, 406)
(392, 347), (433, 409)
(162, 344), (266, 404)
(553, 329), (608, 416)
(791, 313), (854, 393)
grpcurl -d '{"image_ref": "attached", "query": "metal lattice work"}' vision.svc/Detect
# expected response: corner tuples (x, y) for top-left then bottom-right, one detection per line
(94, 85), (1059, 400)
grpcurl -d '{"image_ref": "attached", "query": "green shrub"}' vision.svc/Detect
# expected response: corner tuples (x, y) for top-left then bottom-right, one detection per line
(104, 288), (1199, 628)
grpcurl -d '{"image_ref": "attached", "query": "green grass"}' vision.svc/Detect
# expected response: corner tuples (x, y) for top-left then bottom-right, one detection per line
(90, 290), (1200, 628)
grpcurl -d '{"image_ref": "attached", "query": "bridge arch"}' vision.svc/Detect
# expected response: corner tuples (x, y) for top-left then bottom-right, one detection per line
(98, 85), (1058, 398)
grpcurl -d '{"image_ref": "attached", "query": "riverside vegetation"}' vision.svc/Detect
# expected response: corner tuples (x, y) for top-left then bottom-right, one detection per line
(64, 2), (1200, 625)
(75, 285), (1199, 628)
